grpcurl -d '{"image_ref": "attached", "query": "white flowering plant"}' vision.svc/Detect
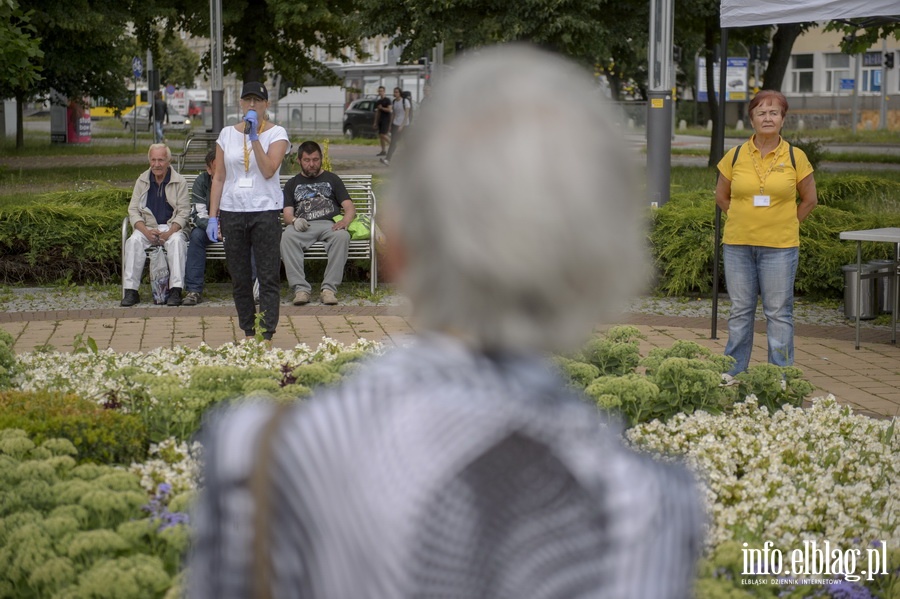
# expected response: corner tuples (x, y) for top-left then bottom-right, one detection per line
(629, 396), (900, 598)
(13, 337), (381, 443)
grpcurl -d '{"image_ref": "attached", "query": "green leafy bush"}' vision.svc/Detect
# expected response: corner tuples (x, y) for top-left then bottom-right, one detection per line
(652, 181), (900, 299)
(578, 325), (644, 376)
(650, 192), (718, 296)
(0, 391), (148, 465)
(0, 429), (182, 599)
(0, 329), (14, 388)
(0, 189), (128, 284)
(785, 136), (825, 171)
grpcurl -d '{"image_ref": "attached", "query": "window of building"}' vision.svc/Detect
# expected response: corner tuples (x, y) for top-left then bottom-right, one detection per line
(791, 54), (814, 93)
(861, 52), (883, 93)
(825, 53), (850, 93)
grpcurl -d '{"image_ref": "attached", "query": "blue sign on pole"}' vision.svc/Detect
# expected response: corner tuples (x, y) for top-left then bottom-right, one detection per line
(132, 57), (143, 79)
(840, 78), (855, 90)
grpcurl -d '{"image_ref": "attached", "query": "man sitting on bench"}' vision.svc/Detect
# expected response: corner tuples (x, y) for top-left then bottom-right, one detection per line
(121, 143), (190, 307)
(281, 141), (355, 306)
(182, 150), (216, 306)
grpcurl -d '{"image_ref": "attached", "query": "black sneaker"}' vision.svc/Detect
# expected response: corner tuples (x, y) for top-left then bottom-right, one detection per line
(167, 288), (183, 307)
(376, 151), (386, 156)
(182, 291), (201, 306)
(120, 289), (140, 307)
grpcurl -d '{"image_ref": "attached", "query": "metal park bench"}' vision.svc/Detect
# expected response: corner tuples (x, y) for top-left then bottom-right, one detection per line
(121, 173), (378, 296)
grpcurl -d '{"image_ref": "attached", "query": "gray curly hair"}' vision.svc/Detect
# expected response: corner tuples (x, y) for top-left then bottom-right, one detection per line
(391, 44), (647, 352)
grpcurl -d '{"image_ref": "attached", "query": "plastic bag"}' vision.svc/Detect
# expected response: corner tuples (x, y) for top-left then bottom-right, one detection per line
(149, 247), (170, 304)
(332, 213), (371, 240)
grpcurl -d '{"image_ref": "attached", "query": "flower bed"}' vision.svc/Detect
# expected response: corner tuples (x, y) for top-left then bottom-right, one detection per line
(2, 334), (898, 598)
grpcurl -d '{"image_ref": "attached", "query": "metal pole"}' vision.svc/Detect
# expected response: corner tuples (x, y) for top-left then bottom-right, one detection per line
(646, 0), (674, 207)
(133, 75), (137, 149)
(881, 39), (888, 131)
(852, 52), (860, 135)
(210, 0), (224, 134)
(712, 28), (729, 340)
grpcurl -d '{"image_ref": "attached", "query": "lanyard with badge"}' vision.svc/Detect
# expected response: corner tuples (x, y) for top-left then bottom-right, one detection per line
(239, 121), (263, 189)
(750, 145), (782, 207)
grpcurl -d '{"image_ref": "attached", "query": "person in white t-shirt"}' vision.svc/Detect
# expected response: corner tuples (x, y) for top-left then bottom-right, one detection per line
(380, 87), (410, 166)
(206, 81), (290, 341)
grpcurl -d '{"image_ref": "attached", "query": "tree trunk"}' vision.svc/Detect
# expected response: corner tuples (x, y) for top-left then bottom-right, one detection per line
(15, 93), (24, 150)
(704, 19), (720, 168)
(762, 23), (802, 91)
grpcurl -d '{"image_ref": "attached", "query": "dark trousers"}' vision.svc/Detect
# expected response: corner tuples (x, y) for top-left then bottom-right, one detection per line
(386, 124), (404, 160)
(220, 210), (282, 339)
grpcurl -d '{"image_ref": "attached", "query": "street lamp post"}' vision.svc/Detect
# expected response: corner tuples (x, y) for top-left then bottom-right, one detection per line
(210, 0), (224, 134)
(647, 0), (674, 208)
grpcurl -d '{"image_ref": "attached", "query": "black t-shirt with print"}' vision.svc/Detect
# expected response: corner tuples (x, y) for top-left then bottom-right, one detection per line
(282, 170), (351, 222)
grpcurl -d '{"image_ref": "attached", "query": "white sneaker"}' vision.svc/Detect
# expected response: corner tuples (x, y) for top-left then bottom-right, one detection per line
(720, 373), (738, 387)
(379, 157), (390, 166)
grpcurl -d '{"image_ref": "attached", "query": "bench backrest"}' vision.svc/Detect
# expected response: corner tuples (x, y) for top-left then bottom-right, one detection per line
(177, 173), (375, 220)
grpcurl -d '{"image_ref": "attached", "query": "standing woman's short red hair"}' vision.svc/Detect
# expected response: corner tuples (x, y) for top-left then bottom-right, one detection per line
(749, 89), (789, 116)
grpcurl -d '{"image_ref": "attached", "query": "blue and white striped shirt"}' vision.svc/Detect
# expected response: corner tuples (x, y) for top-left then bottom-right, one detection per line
(189, 334), (704, 598)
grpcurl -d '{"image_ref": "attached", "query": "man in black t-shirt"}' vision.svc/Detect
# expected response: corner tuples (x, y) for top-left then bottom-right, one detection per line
(373, 86), (392, 156)
(281, 140), (356, 306)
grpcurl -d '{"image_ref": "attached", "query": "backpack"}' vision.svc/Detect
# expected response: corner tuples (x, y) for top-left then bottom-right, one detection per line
(401, 91), (413, 125)
(731, 142), (796, 169)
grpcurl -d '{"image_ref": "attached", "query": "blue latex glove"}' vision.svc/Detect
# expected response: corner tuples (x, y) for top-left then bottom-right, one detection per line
(207, 216), (220, 243)
(244, 109), (259, 142)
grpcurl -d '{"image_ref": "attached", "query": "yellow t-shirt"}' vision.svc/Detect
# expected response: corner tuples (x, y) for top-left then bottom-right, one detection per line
(717, 136), (814, 248)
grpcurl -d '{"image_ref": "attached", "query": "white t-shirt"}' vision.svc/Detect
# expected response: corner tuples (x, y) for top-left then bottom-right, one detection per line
(392, 98), (410, 126)
(217, 124), (290, 212)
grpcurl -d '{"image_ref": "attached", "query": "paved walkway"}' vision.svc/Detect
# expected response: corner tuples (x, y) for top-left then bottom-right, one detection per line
(2, 306), (898, 419)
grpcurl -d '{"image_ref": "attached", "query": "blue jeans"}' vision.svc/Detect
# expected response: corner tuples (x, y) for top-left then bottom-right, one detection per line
(154, 121), (165, 142)
(723, 244), (799, 375)
(185, 227), (211, 293)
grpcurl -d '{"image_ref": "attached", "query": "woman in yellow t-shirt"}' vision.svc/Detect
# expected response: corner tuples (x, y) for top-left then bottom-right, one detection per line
(715, 90), (818, 375)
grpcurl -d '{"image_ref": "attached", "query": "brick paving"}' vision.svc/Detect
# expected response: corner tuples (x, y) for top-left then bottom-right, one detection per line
(2, 305), (898, 419)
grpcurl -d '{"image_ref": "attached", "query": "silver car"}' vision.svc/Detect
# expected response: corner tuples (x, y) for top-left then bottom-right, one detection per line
(121, 105), (191, 131)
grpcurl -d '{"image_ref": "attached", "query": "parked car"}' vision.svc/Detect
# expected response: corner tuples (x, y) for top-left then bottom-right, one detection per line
(342, 99), (378, 139)
(121, 105), (191, 132)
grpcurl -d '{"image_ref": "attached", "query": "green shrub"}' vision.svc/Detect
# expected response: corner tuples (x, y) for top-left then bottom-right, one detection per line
(0, 429), (179, 599)
(0, 189), (128, 284)
(107, 365), (282, 443)
(0, 329), (14, 388)
(785, 136), (825, 171)
(584, 374), (660, 426)
(578, 325), (644, 376)
(0, 391), (148, 465)
(734, 364), (813, 413)
(553, 357), (601, 389)
(651, 182), (900, 299)
(650, 192), (718, 296)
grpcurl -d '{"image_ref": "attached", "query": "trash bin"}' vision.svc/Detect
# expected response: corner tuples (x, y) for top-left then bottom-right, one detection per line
(842, 264), (878, 320)
(868, 259), (896, 314)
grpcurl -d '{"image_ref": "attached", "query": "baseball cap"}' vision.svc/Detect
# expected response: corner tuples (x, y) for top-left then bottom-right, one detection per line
(241, 82), (268, 101)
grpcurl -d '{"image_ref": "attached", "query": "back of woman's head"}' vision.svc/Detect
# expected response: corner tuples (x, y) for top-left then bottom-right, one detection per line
(392, 44), (646, 352)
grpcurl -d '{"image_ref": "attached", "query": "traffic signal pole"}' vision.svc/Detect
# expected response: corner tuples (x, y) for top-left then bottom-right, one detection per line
(647, 0), (674, 208)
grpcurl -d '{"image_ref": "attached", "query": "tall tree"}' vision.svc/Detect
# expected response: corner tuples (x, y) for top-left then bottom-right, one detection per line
(14, 0), (134, 147)
(163, 0), (363, 87)
(760, 24), (812, 91)
(355, 0), (614, 66)
(0, 0), (43, 148)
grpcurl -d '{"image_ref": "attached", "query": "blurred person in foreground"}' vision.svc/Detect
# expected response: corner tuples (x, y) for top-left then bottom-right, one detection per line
(716, 90), (817, 376)
(189, 45), (703, 599)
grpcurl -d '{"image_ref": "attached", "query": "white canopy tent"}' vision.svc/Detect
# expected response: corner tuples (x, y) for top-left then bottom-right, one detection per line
(709, 1), (900, 337)
(721, 0), (899, 28)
